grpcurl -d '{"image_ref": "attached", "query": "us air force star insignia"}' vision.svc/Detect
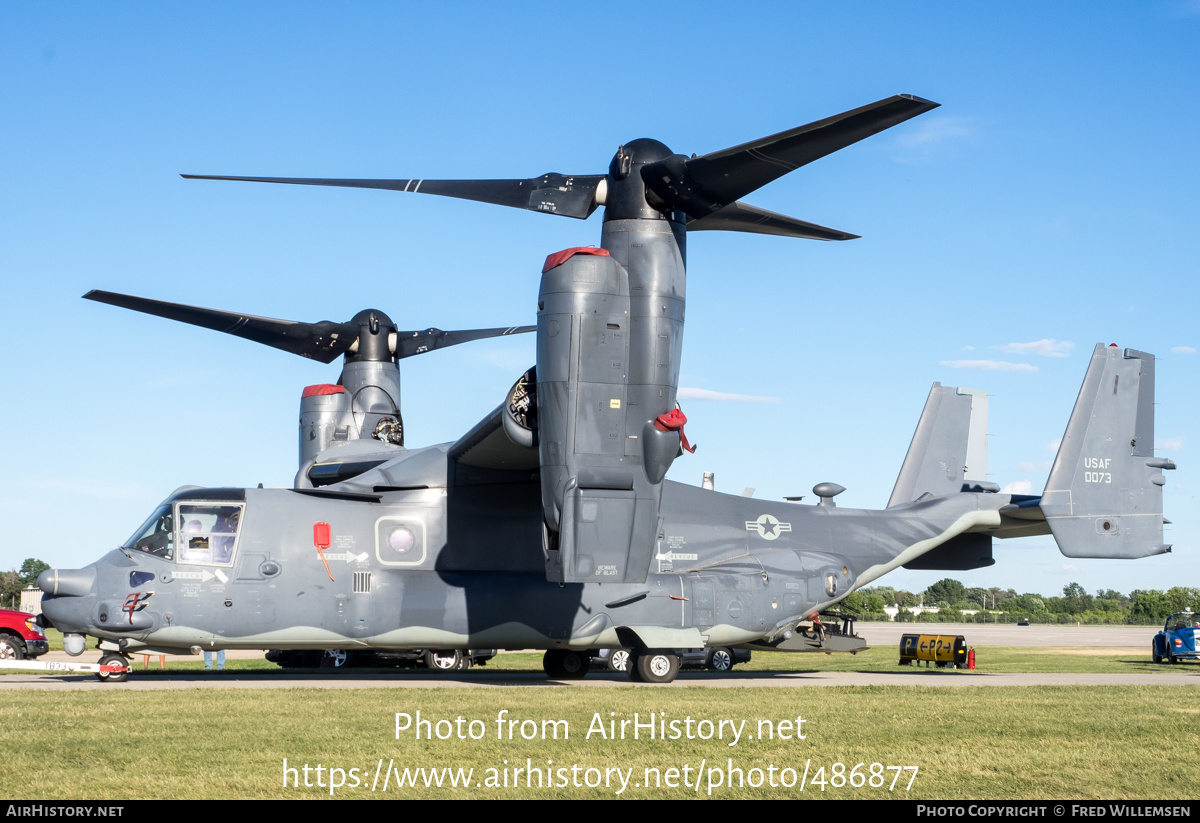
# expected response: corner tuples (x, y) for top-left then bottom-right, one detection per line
(745, 514), (792, 541)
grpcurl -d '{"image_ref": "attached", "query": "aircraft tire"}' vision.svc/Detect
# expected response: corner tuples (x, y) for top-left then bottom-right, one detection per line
(96, 652), (129, 683)
(634, 650), (680, 684)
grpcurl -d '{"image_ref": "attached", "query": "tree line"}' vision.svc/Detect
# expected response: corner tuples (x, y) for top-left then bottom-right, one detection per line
(1, 558), (50, 610)
(841, 578), (1200, 625)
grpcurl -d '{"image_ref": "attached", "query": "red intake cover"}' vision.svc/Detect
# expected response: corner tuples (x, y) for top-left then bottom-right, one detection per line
(542, 246), (610, 273)
(302, 384), (346, 398)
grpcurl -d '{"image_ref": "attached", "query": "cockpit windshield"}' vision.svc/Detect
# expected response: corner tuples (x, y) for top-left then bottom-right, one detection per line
(123, 504), (175, 560)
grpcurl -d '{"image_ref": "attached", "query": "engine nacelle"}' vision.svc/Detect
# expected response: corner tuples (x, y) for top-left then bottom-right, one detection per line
(299, 384), (354, 466)
(298, 361), (404, 468)
(537, 247), (680, 584)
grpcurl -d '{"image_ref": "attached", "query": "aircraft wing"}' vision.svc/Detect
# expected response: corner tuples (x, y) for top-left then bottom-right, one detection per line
(448, 404), (539, 471)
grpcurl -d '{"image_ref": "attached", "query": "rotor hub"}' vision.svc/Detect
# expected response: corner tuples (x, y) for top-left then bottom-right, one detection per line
(346, 309), (396, 363)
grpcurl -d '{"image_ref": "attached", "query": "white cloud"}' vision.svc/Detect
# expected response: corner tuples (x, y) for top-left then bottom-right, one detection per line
(998, 339), (1074, 358)
(1061, 564), (1078, 572)
(1171, 346), (1196, 355)
(1001, 480), (1035, 495)
(1155, 437), (1184, 452)
(940, 360), (1038, 372)
(962, 345), (976, 351)
(1047, 439), (1062, 454)
(677, 387), (781, 403)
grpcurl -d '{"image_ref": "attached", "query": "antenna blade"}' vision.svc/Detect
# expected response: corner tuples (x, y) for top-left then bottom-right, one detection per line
(83, 290), (356, 363)
(182, 174), (606, 219)
(393, 325), (535, 360)
(686, 201), (859, 241)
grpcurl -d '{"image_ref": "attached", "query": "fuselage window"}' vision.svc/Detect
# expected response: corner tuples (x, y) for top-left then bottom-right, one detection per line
(177, 503), (243, 566)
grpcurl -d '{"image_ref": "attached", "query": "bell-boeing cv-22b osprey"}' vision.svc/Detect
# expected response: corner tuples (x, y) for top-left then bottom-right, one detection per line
(39, 95), (1175, 683)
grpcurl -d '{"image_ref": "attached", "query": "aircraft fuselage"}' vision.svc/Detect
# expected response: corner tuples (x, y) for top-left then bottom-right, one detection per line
(40, 443), (1011, 656)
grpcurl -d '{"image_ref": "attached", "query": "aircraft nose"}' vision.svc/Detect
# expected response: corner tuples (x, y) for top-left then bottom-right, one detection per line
(38, 567), (96, 597)
(39, 568), (99, 639)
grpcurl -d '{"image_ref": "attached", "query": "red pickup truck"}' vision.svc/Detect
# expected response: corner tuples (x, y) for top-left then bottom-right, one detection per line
(0, 608), (49, 660)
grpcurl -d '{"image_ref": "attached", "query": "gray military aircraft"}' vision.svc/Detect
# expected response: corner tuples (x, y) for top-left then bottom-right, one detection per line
(39, 95), (1175, 683)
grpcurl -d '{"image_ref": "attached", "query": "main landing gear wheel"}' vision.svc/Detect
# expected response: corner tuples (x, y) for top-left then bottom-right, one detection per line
(629, 650), (680, 684)
(96, 652), (129, 683)
(707, 648), (735, 672)
(426, 650), (464, 671)
(542, 650), (589, 679)
(607, 648), (631, 673)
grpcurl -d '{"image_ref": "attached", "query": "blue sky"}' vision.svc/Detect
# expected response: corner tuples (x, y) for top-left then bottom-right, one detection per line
(2, 2), (1197, 600)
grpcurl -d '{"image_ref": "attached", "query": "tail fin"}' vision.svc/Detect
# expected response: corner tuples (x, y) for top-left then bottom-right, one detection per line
(1041, 344), (1174, 558)
(888, 383), (995, 507)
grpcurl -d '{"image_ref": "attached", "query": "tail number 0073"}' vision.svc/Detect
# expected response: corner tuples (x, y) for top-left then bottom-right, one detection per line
(1084, 457), (1112, 483)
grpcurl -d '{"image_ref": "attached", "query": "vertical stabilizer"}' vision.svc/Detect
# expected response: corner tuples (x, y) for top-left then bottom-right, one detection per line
(888, 384), (993, 507)
(1041, 344), (1173, 558)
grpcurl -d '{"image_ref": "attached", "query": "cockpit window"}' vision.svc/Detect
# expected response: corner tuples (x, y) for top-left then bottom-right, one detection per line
(124, 504), (175, 560)
(177, 504), (242, 566)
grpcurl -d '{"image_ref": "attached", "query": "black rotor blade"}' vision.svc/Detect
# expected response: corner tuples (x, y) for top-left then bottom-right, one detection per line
(393, 325), (535, 360)
(182, 173), (606, 219)
(685, 201), (859, 241)
(644, 94), (939, 219)
(84, 290), (358, 364)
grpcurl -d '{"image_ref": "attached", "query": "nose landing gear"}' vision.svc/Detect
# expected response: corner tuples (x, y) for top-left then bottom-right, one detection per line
(96, 652), (130, 683)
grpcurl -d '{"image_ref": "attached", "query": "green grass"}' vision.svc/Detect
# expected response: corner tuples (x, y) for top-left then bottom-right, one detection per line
(3, 686), (1198, 800)
(8, 639), (1193, 799)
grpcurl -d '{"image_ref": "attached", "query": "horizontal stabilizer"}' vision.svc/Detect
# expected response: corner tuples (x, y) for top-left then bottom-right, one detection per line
(1041, 345), (1173, 558)
(903, 533), (995, 571)
(889, 383), (991, 507)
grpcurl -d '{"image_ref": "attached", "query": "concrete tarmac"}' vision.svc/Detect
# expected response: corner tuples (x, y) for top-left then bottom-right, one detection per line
(4, 623), (1195, 691)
